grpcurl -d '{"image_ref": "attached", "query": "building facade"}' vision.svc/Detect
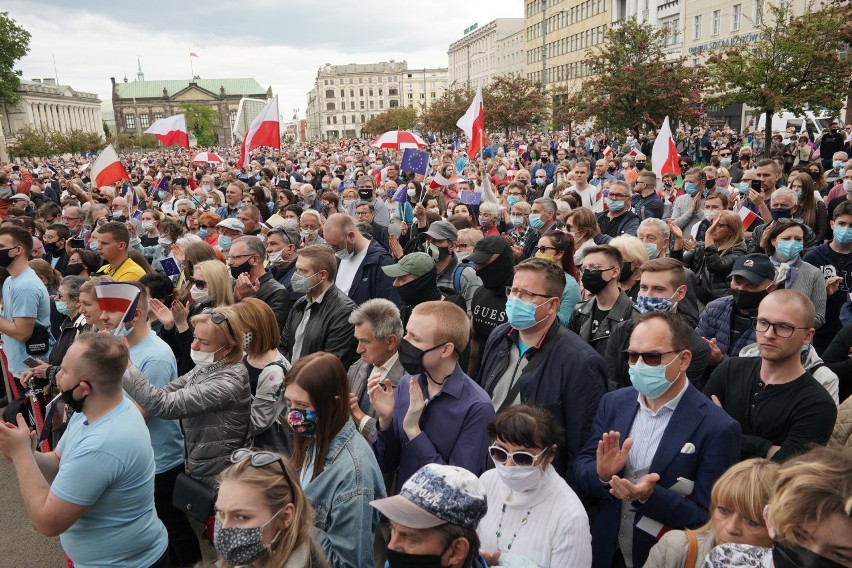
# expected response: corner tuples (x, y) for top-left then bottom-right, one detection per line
(497, 27), (527, 77)
(110, 66), (270, 144)
(448, 18), (525, 87)
(402, 67), (449, 111)
(1, 79), (102, 137)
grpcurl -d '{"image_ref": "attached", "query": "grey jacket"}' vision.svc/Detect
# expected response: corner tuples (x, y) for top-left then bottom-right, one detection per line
(124, 361), (251, 487)
(644, 529), (715, 568)
(347, 356), (406, 441)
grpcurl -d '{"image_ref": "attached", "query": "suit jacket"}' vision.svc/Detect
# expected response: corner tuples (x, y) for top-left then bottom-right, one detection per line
(347, 356), (405, 442)
(574, 385), (741, 568)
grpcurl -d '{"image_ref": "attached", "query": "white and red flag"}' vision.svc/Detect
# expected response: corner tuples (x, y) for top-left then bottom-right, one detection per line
(95, 282), (141, 335)
(237, 95), (280, 168)
(145, 114), (190, 149)
(651, 116), (681, 177)
(456, 84), (484, 160)
(738, 206), (761, 231)
(91, 144), (129, 188)
(428, 170), (461, 191)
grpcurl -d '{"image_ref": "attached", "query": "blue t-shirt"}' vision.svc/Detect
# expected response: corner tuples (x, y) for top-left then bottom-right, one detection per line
(53, 397), (168, 567)
(1, 267), (54, 375)
(129, 329), (185, 474)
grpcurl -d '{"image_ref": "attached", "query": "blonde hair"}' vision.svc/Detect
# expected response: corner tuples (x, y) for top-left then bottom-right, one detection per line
(610, 234), (649, 265)
(713, 210), (745, 252)
(696, 458), (779, 534)
(410, 301), (469, 353)
(456, 228), (483, 248)
(29, 258), (62, 290)
(189, 305), (243, 366)
(231, 298), (281, 356)
(194, 260), (234, 307)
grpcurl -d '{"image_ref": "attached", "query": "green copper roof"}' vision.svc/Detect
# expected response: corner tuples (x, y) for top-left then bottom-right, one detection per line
(115, 78), (266, 99)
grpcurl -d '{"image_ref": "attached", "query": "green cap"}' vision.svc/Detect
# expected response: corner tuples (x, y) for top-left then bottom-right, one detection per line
(382, 252), (436, 278)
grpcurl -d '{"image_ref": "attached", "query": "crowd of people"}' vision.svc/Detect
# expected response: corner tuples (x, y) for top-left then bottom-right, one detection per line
(0, 119), (850, 568)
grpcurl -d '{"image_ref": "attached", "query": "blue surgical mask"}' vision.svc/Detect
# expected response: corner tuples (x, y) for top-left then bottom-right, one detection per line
(157, 190), (166, 200)
(720, 158), (732, 166)
(636, 292), (677, 314)
(834, 160), (844, 169)
(507, 195), (521, 207)
(206, 197), (215, 206)
(505, 296), (551, 330)
(683, 182), (697, 196)
(510, 215), (525, 227)
(528, 213), (545, 229)
(737, 182), (749, 194)
(114, 323), (133, 337)
(219, 235), (232, 250)
(776, 239), (803, 260)
(629, 357), (680, 399)
(606, 199), (625, 211)
(834, 225), (852, 245)
(644, 243), (659, 259)
(89, 239), (99, 251)
(199, 227), (208, 238)
(55, 301), (73, 316)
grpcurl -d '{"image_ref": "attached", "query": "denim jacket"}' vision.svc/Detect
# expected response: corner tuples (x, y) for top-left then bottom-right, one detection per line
(300, 420), (386, 568)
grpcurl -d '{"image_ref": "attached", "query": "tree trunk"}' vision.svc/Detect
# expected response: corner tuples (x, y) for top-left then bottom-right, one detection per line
(763, 108), (774, 161)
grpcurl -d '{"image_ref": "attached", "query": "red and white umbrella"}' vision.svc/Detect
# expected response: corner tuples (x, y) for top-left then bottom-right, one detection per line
(191, 151), (224, 164)
(370, 130), (426, 149)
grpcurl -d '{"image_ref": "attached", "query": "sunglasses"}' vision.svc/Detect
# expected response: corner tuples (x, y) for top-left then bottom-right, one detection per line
(536, 245), (557, 253)
(622, 349), (679, 366)
(488, 445), (548, 467)
(190, 277), (207, 289)
(230, 449), (294, 494)
(202, 307), (235, 338)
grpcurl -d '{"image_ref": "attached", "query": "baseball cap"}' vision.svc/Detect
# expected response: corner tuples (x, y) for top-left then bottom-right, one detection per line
(370, 464), (487, 531)
(424, 220), (458, 242)
(382, 252), (435, 278)
(464, 235), (511, 266)
(729, 253), (776, 284)
(216, 218), (245, 233)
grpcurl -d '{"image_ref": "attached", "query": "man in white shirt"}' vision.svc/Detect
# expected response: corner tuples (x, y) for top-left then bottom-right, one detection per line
(572, 160), (603, 212)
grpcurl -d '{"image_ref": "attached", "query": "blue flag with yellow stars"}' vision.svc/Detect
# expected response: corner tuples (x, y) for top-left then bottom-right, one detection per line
(400, 148), (429, 176)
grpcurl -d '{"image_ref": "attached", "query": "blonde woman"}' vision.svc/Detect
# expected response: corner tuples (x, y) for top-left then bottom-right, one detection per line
(455, 228), (484, 263)
(644, 458), (778, 568)
(610, 235), (650, 301)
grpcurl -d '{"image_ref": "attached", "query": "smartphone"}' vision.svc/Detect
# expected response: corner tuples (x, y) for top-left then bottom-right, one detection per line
(751, 179), (762, 191)
(24, 356), (42, 368)
(70, 238), (85, 249)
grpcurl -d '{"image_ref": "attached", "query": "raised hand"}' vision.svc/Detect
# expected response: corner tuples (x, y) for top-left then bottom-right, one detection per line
(596, 430), (633, 482)
(402, 379), (426, 440)
(367, 372), (395, 430)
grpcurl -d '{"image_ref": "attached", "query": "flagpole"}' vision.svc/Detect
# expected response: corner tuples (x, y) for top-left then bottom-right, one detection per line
(189, 50), (194, 79)
(113, 297), (138, 337)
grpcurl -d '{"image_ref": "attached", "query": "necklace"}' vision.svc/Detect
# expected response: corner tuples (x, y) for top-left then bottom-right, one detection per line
(495, 504), (532, 551)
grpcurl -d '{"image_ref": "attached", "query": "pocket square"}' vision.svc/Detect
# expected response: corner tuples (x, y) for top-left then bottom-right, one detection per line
(680, 442), (696, 454)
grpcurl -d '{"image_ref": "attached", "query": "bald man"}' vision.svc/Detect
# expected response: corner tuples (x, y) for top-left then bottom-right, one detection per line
(323, 213), (400, 307)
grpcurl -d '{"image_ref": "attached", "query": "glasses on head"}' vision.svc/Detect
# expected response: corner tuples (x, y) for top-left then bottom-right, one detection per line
(751, 317), (808, 338)
(202, 307), (235, 338)
(505, 286), (553, 302)
(230, 449), (294, 493)
(622, 350), (679, 366)
(488, 445), (547, 467)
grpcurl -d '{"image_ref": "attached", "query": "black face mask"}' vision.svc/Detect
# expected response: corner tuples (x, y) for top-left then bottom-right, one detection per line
(0, 246), (20, 268)
(358, 189), (373, 201)
(65, 263), (85, 276)
(581, 269), (612, 295)
(619, 261), (634, 284)
(230, 258), (254, 279)
(540, 157), (549, 163)
(386, 547), (444, 568)
(705, 178), (716, 190)
(810, 171), (820, 181)
(476, 254), (514, 291)
(61, 383), (86, 413)
(44, 241), (60, 255)
(772, 540), (844, 568)
(397, 269), (441, 306)
(112, 214), (127, 223)
(398, 338), (446, 377)
(732, 288), (769, 311)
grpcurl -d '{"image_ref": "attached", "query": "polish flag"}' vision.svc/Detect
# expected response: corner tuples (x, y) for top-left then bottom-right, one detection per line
(91, 144), (129, 188)
(429, 170), (461, 190)
(738, 206), (760, 230)
(95, 282), (141, 324)
(602, 146), (614, 157)
(145, 114), (189, 149)
(456, 84), (484, 160)
(237, 95), (280, 168)
(651, 116), (681, 177)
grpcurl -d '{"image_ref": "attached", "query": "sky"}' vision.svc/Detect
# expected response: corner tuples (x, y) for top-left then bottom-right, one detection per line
(6, 0), (521, 120)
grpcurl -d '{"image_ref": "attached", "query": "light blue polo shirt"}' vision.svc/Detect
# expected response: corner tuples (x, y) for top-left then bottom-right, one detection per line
(1, 267), (54, 375)
(53, 397), (168, 567)
(129, 329), (185, 474)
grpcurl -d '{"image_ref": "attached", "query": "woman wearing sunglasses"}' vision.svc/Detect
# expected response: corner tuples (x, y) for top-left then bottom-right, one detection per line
(214, 449), (329, 568)
(478, 405), (592, 568)
(535, 230), (581, 325)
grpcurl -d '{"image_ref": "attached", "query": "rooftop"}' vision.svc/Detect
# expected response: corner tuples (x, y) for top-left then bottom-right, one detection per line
(114, 78), (267, 99)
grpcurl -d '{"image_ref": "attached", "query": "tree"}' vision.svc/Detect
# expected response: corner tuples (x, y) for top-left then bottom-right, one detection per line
(419, 84), (475, 136)
(362, 107), (417, 135)
(704, 1), (852, 156)
(179, 102), (219, 146)
(0, 12), (31, 107)
(482, 74), (549, 136)
(7, 125), (52, 158)
(563, 19), (704, 133)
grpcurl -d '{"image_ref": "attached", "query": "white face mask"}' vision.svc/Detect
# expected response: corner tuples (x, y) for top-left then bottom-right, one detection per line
(267, 250), (284, 266)
(142, 221), (155, 232)
(190, 284), (210, 304)
(190, 345), (224, 368)
(703, 209), (721, 220)
(494, 461), (545, 492)
(844, 180), (852, 193)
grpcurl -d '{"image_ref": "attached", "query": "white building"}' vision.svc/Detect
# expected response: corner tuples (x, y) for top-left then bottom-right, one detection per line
(614, 0), (686, 59)
(402, 67), (449, 110)
(2, 78), (102, 138)
(448, 18), (525, 87)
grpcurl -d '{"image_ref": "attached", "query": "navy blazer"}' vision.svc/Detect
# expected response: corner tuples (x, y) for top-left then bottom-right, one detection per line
(574, 385), (741, 568)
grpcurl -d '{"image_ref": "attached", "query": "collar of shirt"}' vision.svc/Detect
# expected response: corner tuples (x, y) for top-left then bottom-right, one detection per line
(636, 378), (689, 417)
(415, 362), (465, 401)
(307, 284), (331, 307)
(375, 352), (399, 377)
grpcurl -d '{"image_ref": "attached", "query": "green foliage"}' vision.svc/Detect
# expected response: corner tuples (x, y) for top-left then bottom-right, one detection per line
(114, 133), (159, 150)
(7, 125), (52, 158)
(102, 120), (111, 140)
(703, 1), (852, 155)
(482, 74), (549, 135)
(179, 102), (219, 146)
(0, 12), (31, 107)
(420, 84), (475, 135)
(8, 126), (106, 158)
(362, 107), (418, 135)
(562, 19), (703, 133)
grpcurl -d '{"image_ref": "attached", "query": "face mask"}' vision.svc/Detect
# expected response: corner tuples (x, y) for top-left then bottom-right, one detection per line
(717, 178), (729, 188)
(509, 214), (525, 227)
(637, 292), (677, 314)
(581, 269), (612, 294)
(398, 338), (445, 376)
(407, 188), (417, 198)
(738, 181), (750, 194)
(65, 263), (85, 276)
(607, 199), (625, 211)
(494, 461), (545, 492)
(506, 195), (521, 207)
(535, 177), (546, 185)
(644, 243), (659, 259)
(608, 166), (617, 173)
(740, 155), (751, 163)
(0, 245), (19, 269)
(230, 258), (254, 279)
(810, 171), (820, 181)
(190, 284), (211, 304)
(305, 176), (313, 182)
(303, 192), (316, 203)
(776, 239), (803, 260)
(528, 213), (545, 229)
(505, 296), (551, 331)
(428, 207), (441, 215)
(535, 251), (555, 262)
(61, 382), (87, 413)
(287, 408), (318, 437)
(190, 346), (223, 368)
(772, 540), (844, 568)
(267, 250), (284, 266)
(834, 225), (852, 245)
(720, 158), (732, 166)
(142, 221), (155, 232)
(386, 548), (445, 568)
(770, 208), (792, 222)
(218, 236), (232, 250)
(629, 357), (679, 399)
(300, 229), (318, 241)
(213, 511), (282, 567)
(342, 198), (357, 209)
(619, 261), (634, 283)
(833, 160), (844, 169)
(455, 251), (471, 262)
(55, 301), (73, 316)
(703, 209), (720, 221)
(359, 189), (373, 200)
(843, 180), (852, 193)
(114, 323), (133, 337)
(290, 271), (322, 294)
(683, 182), (697, 196)
(321, 183), (330, 190)
(43, 241), (59, 255)
(157, 237), (172, 249)
(206, 197), (215, 206)
(732, 287), (769, 311)
(622, 162), (630, 169)
(635, 162), (646, 169)
(334, 240), (354, 261)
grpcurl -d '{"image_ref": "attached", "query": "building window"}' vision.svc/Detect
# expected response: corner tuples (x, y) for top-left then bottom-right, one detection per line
(359, 88), (364, 96)
(407, 93), (413, 99)
(327, 117), (331, 125)
(340, 89), (345, 97)
(360, 101), (365, 109)
(125, 114), (135, 129)
(343, 115), (346, 124)
(390, 100), (399, 108)
(379, 88), (383, 96)
(693, 15), (702, 39)
(325, 89), (334, 98)
(154, 112), (164, 121)
(712, 10), (721, 35)
(350, 89), (354, 97)
(379, 100), (384, 108)
(350, 101), (355, 109)
(369, 89), (374, 96)
(361, 114), (365, 123)
(732, 4), (741, 31)
(754, 0), (764, 25)
(326, 103), (335, 111)
(139, 114), (150, 129)
(370, 101), (374, 109)
(352, 115), (356, 123)
(389, 88), (398, 96)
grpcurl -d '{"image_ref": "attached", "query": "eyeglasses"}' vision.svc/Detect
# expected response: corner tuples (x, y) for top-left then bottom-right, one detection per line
(622, 350), (679, 366)
(752, 317), (809, 338)
(488, 445), (548, 467)
(202, 307), (235, 338)
(536, 245), (557, 253)
(505, 286), (553, 302)
(581, 265), (615, 274)
(607, 193), (629, 200)
(230, 449), (294, 494)
(190, 277), (207, 289)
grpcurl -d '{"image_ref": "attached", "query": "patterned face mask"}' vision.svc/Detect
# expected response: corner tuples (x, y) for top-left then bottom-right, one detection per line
(213, 510), (282, 566)
(287, 408), (318, 437)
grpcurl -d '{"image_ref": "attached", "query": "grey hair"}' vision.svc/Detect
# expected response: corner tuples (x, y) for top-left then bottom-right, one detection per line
(174, 198), (194, 210)
(479, 201), (499, 217)
(611, 180), (631, 195)
(233, 235), (266, 258)
(59, 275), (87, 301)
(533, 197), (557, 213)
(639, 217), (670, 241)
(556, 200), (572, 217)
(175, 234), (203, 249)
(300, 209), (323, 224)
(348, 298), (403, 341)
(358, 175), (376, 189)
(772, 187), (796, 202)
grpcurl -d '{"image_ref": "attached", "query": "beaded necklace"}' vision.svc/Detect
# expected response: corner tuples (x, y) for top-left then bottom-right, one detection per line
(495, 504), (532, 551)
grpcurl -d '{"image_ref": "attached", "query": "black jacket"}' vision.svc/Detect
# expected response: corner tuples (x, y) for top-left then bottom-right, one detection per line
(253, 271), (289, 332)
(568, 290), (640, 358)
(280, 285), (358, 369)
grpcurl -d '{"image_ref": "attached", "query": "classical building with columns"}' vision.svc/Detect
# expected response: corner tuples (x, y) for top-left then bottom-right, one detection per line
(1, 78), (102, 138)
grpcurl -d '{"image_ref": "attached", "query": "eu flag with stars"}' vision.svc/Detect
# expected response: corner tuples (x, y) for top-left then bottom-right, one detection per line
(401, 148), (429, 176)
